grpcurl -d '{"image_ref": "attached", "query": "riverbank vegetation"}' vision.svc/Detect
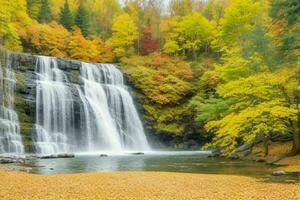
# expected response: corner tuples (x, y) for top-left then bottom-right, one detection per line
(0, 0), (299, 157)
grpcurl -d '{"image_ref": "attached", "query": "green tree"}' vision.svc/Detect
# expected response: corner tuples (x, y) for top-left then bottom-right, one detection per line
(26, 0), (41, 20)
(74, 2), (89, 38)
(242, 21), (272, 64)
(285, 0), (300, 26)
(38, 0), (52, 23)
(280, 0), (299, 61)
(269, 0), (300, 154)
(59, 0), (73, 31)
(220, 0), (258, 46)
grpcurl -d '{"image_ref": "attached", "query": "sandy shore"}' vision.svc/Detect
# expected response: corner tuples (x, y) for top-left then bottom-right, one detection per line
(0, 169), (299, 200)
(276, 155), (300, 172)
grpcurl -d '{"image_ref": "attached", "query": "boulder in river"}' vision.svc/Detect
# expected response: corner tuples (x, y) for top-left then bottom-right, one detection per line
(229, 155), (239, 160)
(254, 157), (266, 162)
(272, 171), (287, 176)
(130, 152), (145, 155)
(266, 157), (282, 165)
(100, 154), (108, 157)
(0, 158), (17, 164)
(208, 152), (220, 158)
(38, 154), (75, 159)
(57, 154), (75, 158)
(0, 156), (27, 164)
(208, 148), (221, 158)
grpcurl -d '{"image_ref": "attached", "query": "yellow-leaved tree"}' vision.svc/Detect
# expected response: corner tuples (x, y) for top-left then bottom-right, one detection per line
(20, 22), (70, 58)
(160, 13), (215, 58)
(68, 27), (97, 62)
(107, 13), (138, 59)
(0, 0), (31, 51)
(220, 0), (259, 46)
(205, 68), (298, 156)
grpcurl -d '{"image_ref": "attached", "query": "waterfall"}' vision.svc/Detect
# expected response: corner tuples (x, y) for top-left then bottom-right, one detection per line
(0, 53), (24, 154)
(78, 63), (150, 152)
(33, 56), (150, 154)
(34, 56), (75, 154)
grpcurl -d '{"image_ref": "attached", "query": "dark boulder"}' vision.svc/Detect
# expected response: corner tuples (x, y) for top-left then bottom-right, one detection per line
(208, 148), (221, 158)
(266, 157), (282, 165)
(38, 154), (75, 159)
(254, 157), (266, 162)
(229, 155), (239, 160)
(272, 171), (287, 176)
(236, 143), (252, 152)
(130, 152), (145, 155)
(57, 153), (75, 158)
(0, 158), (17, 164)
(242, 149), (251, 157)
(0, 156), (26, 164)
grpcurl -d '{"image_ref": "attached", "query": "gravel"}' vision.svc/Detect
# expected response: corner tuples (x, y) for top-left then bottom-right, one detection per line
(0, 169), (299, 200)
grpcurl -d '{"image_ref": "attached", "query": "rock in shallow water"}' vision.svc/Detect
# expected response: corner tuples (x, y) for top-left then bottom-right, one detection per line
(0, 158), (16, 164)
(255, 158), (266, 163)
(100, 154), (108, 157)
(0, 156), (27, 164)
(229, 155), (239, 160)
(272, 171), (287, 176)
(130, 152), (145, 155)
(207, 152), (220, 158)
(38, 154), (75, 159)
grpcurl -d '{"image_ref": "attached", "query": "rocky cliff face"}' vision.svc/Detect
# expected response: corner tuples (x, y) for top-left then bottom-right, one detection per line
(2, 51), (153, 153)
(4, 52), (88, 152)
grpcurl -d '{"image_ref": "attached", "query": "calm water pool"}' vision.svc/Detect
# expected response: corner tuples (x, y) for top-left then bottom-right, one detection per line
(14, 151), (299, 182)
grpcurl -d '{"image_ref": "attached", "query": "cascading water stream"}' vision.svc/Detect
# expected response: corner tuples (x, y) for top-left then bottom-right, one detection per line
(78, 63), (150, 152)
(33, 56), (150, 154)
(34, 56), (75, 154)
(0, 53), (24, 154)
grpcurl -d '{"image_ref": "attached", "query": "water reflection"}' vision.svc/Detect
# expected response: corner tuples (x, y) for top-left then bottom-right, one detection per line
(22, 152), (300, 183)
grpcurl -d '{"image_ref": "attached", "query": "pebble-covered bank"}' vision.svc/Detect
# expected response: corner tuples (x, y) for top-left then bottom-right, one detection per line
(0, 169), (299, 200)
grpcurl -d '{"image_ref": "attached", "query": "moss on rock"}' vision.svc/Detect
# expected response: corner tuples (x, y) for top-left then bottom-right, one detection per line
(14, 71), (25, 88)
(14, 93), (34, 152)
(19, 122), (34, 152)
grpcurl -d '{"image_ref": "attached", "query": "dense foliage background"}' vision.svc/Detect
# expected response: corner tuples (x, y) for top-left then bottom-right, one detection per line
(0, 0), (299, 156)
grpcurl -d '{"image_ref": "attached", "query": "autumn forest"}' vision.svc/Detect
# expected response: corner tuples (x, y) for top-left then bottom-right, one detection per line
(1, 0), (300, 157)
(1, 0), (300, 199)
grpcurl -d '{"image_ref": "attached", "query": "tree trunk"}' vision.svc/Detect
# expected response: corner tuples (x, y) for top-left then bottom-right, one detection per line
(193, 48), (197, 60)
(292, 119), (300, 155)
(292, 56), (300, 155)
(263, 136), (269, 157)
(249, 143), (253, 153)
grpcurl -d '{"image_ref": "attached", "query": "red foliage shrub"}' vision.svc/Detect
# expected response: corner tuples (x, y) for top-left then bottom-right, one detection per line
(139, 26), (160, 55)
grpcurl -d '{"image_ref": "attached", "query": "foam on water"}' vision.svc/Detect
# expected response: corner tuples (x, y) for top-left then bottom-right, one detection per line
(33, 56), (150, 154)
(0, 52), (24, 154)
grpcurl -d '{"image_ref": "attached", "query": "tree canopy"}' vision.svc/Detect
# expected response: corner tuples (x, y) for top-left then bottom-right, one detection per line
(1, 0), (300, 155)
